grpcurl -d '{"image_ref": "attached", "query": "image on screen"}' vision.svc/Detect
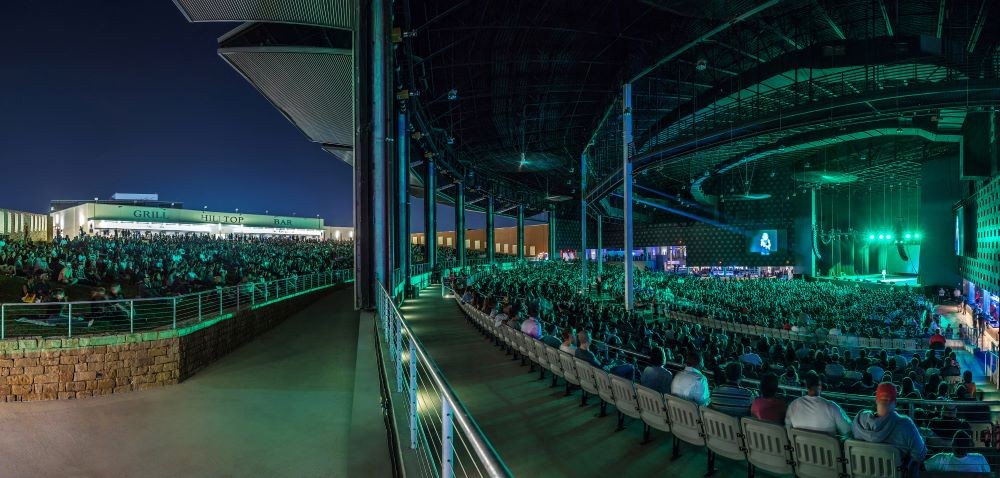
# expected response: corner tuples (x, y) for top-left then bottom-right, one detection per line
(749, 229), (778, 255)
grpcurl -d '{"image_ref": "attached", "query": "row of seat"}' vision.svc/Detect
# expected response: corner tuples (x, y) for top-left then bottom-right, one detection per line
(458, 299), (973, 478)
(663, 310), (950, 353)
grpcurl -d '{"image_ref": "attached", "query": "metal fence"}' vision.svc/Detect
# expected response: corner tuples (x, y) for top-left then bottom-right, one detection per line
(0, 269), (354, 339)
(374, 280), (510, 478)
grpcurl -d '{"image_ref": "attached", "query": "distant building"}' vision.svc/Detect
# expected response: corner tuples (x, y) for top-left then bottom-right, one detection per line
(410, 224), (549, 258)
(51, 200), (324, 239)
(0, 208), (51, 241)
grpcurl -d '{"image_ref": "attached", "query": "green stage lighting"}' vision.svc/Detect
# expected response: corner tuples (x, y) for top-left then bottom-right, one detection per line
(905, 233), (912, 239)
(878, 234), (885, 239)
(886, 234), (892, 240)
(914, 233), (921, 239)
(869, 234), (875, 240)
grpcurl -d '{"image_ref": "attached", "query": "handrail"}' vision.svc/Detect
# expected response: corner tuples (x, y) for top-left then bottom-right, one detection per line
(0, 268), (354, 339)
(374, 278), (511, 478)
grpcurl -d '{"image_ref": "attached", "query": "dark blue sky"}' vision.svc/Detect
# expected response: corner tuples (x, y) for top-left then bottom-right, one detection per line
(0, 1), (539, 231)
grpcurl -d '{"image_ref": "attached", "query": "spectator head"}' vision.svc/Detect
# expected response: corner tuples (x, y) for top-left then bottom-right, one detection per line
(955, 384), (970, 400)
(875, 382), (898, 414)
(862, 371), (874, 385)
(937, 382), (950, 399)
(654, 346), (666, 368)
(952, 430), (973, 458)
(527, 301), (539, 317)
(804, 370), (822, 395)
(577, 330), (591, 348)
(724, 362), (743, 384)
(685, 350), (703, 369)
(963, 370), (973, 384)
(759, 373), (779, 399)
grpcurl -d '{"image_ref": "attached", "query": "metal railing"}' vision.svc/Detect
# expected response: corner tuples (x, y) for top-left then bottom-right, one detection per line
(374, 280), (510, 478)
(0, 269), (353, 339)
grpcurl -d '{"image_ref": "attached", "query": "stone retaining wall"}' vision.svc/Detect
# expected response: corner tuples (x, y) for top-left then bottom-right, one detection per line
(0, 288), (332, 402)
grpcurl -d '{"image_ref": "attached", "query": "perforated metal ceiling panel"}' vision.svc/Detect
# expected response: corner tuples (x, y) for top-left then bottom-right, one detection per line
(221, 47), (354, 150)
(173, 0), (354, 29)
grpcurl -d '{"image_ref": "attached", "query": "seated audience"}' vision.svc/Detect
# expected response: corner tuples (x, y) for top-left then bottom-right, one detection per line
(710, 362), (756, 417)
(640, 347), (673, 394)
(852, 383), (927, 474)
(671, 350), (710, 406)
(924, 430), (990, 473)
(751, 373), (787, 423)
(786, 371), (852, 437)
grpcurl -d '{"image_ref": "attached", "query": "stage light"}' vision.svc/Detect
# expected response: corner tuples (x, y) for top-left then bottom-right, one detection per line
(878, 234), (885, 239)
(914, 233), (921, 239)
(905, 233), (911, 239)
(886, 234), (892, 240)
(869, 234), (875, 240)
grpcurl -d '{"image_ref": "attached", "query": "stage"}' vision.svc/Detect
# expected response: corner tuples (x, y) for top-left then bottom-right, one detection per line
(815, 273), (920, 288)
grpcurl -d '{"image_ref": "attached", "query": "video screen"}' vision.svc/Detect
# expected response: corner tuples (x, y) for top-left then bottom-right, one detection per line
(748, 229), (779, 256)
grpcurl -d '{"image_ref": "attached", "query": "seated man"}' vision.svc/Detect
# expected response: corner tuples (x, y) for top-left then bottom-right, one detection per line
(574, 330), (601, 368)
(710, 362), (756, 417)
(558, 328), (577, 354)
(852, 383), (927, 475)
(924, 430), (990, 473)
(540, 325), (561, 348)
(928, 403), (972, 448)
(785, 371), (852, 437)
(738, 345), (762, 368)
(670, 350), (710, 406)
(519, 303), (541, 339)
(751, 373), (787, 423)
(640, 347), (673, 394)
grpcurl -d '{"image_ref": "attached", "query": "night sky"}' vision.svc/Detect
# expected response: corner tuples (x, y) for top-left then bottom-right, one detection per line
(1, 1), (534, 231)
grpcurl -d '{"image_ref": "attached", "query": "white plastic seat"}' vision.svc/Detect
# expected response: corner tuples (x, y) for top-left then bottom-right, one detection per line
(559, 352), (581, 387)
(593, 368), (616, 417)
(700, 406), (747, 468)
(533, 341), (551, 371)
(740, 417), (794, 476)
(574, 358), (601, 406)
(665, 394), (705, 447)
(843, 439), (901, 478)
(635, 384), (671, 434)
(609, 374), (641, 431)
(788, 427), (847, 478)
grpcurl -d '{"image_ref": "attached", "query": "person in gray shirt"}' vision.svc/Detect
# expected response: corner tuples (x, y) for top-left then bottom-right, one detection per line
(640, 346), (673, 394)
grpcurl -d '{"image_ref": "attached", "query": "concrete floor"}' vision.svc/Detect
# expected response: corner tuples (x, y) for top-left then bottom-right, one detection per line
(400, 286), (752, 478)
(0, 288), (389, 478)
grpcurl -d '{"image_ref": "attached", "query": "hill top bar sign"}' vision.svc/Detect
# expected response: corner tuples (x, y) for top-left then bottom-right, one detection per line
(91, 204), (322, 230)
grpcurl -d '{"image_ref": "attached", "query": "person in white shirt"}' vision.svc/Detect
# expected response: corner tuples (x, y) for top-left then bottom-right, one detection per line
(558, 328), (577, 354)
(925, 430), (990, 473)
(670, 350), (710, 406)
(785, 371), (852, 436)
(493, 304), (511, 328)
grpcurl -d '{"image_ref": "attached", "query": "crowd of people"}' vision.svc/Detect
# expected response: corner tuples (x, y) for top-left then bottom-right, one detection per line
(460, 262), (994, 473)
(0, 233), (354, 306)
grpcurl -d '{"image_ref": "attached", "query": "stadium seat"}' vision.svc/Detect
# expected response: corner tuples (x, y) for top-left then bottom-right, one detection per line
(593, 367), (616, 417)
(699, 406), (748, 475)
(665, 394), (705, 459)
(574, 357), (601, 407)
(635, 384), (670, 442)
(788, 427), (847, 478)
(559, 352), (581, 396)
(740, 417), (795, 476)
(544, 347), (564, 387)
(609, 374), (642, 432)
(532, 341), (550, 379)
(843, 439), (901, 478)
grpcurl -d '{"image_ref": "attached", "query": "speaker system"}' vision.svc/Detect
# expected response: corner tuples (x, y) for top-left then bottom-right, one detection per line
(962, 111), (998, 179)
(894, 220), (909, 261)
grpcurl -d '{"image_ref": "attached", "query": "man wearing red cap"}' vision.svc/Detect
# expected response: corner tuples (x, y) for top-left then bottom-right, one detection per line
(852, 383), (927, 475)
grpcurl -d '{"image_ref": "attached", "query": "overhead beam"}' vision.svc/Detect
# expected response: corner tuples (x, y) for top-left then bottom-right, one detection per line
(582, 0), (782, 155)
(879, 0), (895, 36)
(813, 0), (846, 40)
(935, 0), (944, 38)
(967, 0), (990, 53)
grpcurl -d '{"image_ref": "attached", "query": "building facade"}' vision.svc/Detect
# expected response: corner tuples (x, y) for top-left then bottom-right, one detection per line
(0, 208), (51, 241)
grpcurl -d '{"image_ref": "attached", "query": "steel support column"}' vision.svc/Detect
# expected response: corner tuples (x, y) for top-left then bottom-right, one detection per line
(622, 83), (634, 311)
(580, 151), (588, 290)
(486, 195), (495, 264)
(516, 205), (525, 261)
(424, 160), (438, 270)
(596, 214), (603, 276)
(371, 0), (390, 294)
(548, 206), (556, 260)
(397, 112), (410, 289)
(455, 183), (465, 268)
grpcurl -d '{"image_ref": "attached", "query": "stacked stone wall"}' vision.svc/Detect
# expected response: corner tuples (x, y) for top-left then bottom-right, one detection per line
(0, 288), (331, 401)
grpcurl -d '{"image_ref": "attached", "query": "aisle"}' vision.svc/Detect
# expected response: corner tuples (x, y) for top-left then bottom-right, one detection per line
(400, 285), (745, 477)
(0, 288), (389, 478)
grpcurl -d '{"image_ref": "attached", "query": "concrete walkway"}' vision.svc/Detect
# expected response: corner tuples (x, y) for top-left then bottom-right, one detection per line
(400, 285), (745, 477)
(0, 288), (389, 478)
